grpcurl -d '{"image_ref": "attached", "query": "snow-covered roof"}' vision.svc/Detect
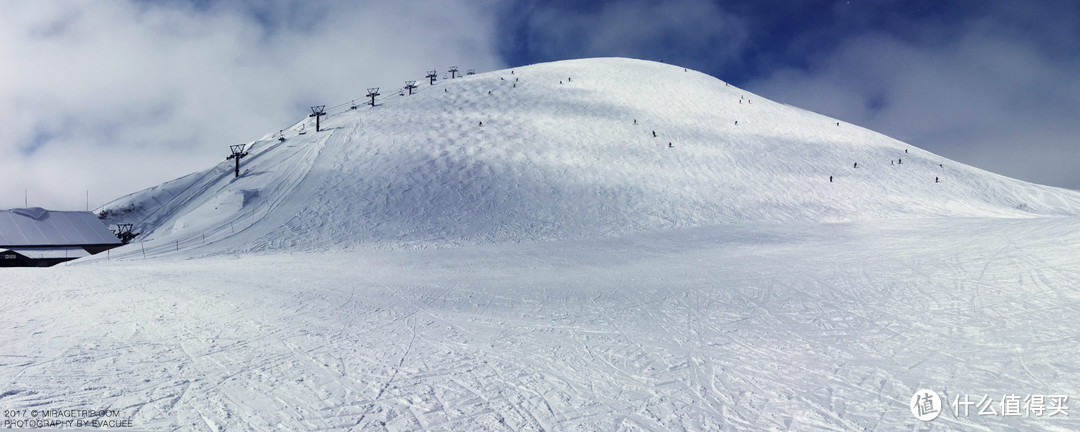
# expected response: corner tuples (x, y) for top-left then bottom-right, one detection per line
(0, 208), (122, 247)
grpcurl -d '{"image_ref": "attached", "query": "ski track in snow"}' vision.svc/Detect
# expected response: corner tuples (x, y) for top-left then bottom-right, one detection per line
(3, 218), (1080, 431)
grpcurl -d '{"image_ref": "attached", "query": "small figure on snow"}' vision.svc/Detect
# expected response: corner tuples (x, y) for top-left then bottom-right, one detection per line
(898, 158), (902, 164)
(905, 149), (909, 154)
(735, 120), (739, 125)
(568, 77), (572, 82)
(854, 162), (858, 168)
(478, 121), (483, 127)
(668, 142), (673, 148)
(652, 131), (657, 137)
(633, 119), (638, 125)
(935, 177), (939, 183)
(830, 176), (833, 182)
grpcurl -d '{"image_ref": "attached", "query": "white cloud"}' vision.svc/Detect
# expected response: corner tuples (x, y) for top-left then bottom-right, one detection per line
(0, 0), (504, 209)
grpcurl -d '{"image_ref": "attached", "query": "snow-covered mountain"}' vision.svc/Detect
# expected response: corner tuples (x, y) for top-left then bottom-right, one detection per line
(12, 58), (1080, 431)
(99, 57), (1080, 254)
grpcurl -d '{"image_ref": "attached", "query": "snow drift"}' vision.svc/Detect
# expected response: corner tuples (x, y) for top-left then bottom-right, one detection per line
(98, 57), (1080, 254)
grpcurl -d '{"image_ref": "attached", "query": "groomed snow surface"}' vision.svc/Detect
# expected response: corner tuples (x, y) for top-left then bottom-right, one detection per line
(4, 219), (1080, 431)
(3, 58), (1079, 430)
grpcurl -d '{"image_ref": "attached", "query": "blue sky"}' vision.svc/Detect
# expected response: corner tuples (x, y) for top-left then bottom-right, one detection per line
(2, 0), (1078, 209)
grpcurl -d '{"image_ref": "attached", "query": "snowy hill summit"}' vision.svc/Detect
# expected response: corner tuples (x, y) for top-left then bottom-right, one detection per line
(99, 57), (1080, 254)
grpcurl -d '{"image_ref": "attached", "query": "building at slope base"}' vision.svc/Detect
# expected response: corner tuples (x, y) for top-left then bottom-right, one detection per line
(0, 207), (123, 267)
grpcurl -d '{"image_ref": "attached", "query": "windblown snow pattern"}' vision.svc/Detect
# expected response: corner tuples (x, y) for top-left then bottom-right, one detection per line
(3, 58), (1079, 431)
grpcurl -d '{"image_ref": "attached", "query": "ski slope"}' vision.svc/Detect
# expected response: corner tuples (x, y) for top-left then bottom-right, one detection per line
(3, 218), (1079, 430)
(96, 57), (1080, 254)
(3, 58), (1079, 430)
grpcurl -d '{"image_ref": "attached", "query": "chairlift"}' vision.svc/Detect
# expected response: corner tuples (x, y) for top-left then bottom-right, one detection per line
(113, 223), (139, 244)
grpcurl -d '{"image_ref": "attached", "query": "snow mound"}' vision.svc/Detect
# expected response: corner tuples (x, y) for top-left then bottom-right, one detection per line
(98, 57), (1080, 255)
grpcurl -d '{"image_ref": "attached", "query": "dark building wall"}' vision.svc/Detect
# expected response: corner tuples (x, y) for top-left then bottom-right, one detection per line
(0, 250), (23, 266)
(0, 244), (120, 267)
(0, 251), (74, 267)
